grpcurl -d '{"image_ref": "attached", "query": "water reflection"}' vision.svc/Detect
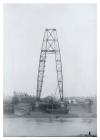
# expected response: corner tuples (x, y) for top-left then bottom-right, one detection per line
(82, 118), (93, 123)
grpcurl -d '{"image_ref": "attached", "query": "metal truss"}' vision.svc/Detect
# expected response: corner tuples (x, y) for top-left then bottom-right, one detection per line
(36, 29), (63, 100)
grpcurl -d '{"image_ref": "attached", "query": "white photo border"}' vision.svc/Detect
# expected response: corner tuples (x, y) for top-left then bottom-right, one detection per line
(0, 0), (99, 140)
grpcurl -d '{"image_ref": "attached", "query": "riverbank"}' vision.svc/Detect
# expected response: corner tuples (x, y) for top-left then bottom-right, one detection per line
(4, 109), (97, 119)
(4, 100), (97, 119)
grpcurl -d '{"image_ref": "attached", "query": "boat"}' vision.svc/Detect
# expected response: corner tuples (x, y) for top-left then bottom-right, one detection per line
(39, 101), (69, 114)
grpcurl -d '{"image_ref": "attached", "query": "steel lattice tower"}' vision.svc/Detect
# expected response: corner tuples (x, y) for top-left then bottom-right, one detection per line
(36, 29), (63, 100)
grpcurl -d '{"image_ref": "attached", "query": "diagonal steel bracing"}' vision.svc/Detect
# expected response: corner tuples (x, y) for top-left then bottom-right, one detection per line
(36, 29), (63, 100)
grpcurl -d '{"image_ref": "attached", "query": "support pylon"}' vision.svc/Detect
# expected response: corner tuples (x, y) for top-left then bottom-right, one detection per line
(36, 29), (63, 100)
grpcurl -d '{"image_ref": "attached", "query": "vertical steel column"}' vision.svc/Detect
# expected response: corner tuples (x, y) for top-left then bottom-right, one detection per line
(36, 29), (63, 100)
(54, 30), (63, 100)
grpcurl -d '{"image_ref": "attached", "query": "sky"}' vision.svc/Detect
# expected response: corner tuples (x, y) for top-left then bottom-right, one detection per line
(4, 4), (97, 97)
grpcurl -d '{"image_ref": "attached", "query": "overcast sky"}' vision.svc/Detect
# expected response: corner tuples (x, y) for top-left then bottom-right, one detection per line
(4, 4), (96, 97)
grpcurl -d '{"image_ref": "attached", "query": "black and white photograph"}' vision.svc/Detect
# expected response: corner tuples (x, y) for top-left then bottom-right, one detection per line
(3, 3), (97, 137)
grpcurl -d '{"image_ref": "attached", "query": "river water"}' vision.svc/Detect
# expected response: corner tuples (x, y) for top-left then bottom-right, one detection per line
(4, 117), (97, 137)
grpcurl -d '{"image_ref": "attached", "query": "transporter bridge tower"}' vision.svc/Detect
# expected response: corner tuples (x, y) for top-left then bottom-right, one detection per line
(36, 29), (63, 101)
